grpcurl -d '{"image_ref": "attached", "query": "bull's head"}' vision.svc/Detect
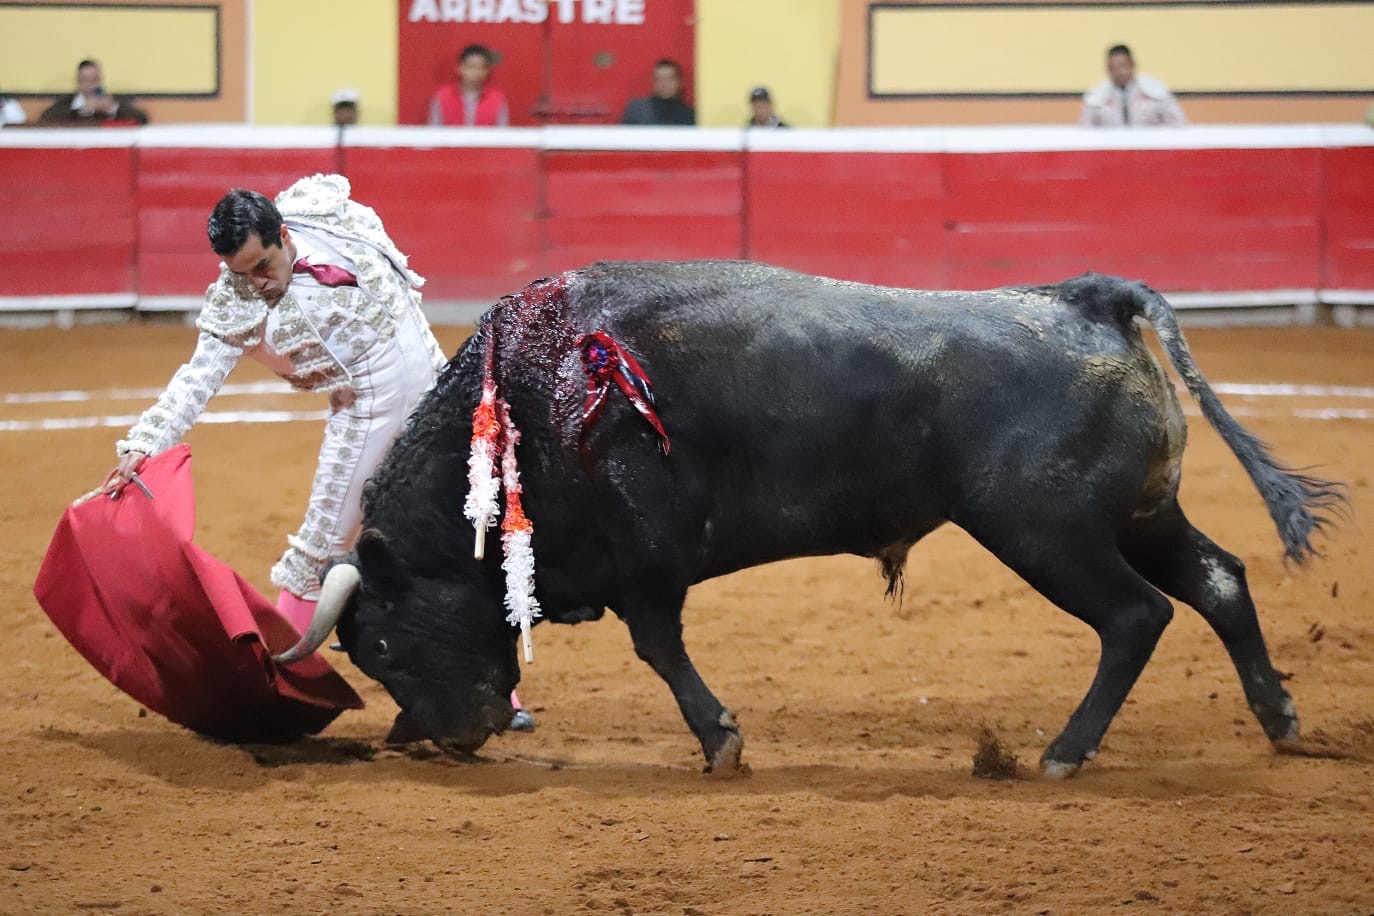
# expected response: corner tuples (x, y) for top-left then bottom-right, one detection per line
(273, 529), (518, 754)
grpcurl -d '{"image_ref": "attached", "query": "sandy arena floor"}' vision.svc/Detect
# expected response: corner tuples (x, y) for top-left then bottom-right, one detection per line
(2, 322), (1372, 915)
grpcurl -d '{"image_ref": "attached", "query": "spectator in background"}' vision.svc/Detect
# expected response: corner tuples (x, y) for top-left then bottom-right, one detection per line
(428, 44), (509, 126)
(332, 88), (360, 127)
(1080, 44), (1185, 127)
(620, 59), (695, 126)
(746, 86), (788, 128)
(1, 83), (25, 126)
(39, 59), (149, 125)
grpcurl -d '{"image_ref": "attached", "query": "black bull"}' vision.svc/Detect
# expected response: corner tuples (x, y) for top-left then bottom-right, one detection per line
(277, 261), (1342, 777)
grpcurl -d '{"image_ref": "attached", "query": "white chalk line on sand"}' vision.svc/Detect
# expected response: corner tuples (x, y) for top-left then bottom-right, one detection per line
(1, 382), (1371, 433)
(1213, 383), (1374, 399)
(3, 381), (293, 404)
(1189, 406), (1374, 421)
(0, 410), (328, 433)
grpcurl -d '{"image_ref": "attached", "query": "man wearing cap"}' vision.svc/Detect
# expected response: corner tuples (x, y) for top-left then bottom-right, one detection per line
(746, 86), (788, 128)
(332, 89), (359, 127)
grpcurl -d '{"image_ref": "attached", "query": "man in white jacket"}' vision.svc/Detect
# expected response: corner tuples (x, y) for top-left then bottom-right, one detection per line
(102, 174), (536, 731)
(1080, 44), (1186, 127)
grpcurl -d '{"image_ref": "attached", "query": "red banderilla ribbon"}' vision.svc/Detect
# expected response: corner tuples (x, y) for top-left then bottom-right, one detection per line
(577, 331), (670, 454)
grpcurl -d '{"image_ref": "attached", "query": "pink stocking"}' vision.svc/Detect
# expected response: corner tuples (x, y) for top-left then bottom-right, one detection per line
(276, 590), (318, 632)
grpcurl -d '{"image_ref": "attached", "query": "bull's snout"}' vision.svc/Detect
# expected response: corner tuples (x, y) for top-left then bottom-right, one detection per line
(435, 731), (495, 756)
(389, 693), (512, 755)
(434, 711), (506, 755)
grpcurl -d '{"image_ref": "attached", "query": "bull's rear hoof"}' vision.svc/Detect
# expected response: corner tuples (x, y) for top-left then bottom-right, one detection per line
(704, 730), (747, 778)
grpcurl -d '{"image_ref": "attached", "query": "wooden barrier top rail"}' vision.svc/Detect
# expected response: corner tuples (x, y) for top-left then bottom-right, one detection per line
(3, 123), (1372, 153)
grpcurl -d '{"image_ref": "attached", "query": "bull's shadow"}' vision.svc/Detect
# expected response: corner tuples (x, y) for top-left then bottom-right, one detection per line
(35, 716), (1369, 803)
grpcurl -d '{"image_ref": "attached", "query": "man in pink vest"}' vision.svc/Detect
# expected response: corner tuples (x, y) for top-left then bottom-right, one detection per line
(428, 44), (510, 127)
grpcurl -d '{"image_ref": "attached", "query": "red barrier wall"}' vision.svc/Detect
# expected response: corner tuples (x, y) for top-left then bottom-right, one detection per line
(746, 152), (950, 288)
(938, 148), (1324, 292)
(344, 146), (543, 300)
(0, 145), (137, 297)
(543, 150), (743, 276)
(137, 148), (339, 297)
(1321, 146), (1374, 292)
(2, 130), (1370, 308)
(735, 145), (1338, 293)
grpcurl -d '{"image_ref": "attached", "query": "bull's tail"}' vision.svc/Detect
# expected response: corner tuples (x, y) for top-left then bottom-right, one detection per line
(1126, 280), (1346, 562)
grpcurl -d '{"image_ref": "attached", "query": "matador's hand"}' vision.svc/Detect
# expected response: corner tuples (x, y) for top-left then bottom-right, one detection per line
(329, 388), (356, 413)
(103, 450), (148, 497)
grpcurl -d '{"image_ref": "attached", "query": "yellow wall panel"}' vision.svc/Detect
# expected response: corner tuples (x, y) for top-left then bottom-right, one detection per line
(253, 0), (398, 125)
(871, 3), (1374, 96)
(0, 4), (218, 95)
(696, 0), (841, 127)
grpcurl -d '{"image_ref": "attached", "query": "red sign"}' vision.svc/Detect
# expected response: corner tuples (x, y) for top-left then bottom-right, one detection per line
(398, 0), (696, 125)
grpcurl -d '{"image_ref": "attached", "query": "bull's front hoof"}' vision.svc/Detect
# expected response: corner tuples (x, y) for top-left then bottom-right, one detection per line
(1040, 744), (1097, 779)
(1039, 759), (1081, 780)
(704, 729), (748, 777)
(703, 710), (747, 777)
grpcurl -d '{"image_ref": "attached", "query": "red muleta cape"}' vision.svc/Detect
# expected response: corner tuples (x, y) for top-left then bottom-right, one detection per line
(33, 445), (363, 742)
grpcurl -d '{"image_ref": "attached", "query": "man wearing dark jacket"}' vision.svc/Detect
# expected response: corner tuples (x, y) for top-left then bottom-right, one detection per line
(620, 59), (695, 126)
(39, 59), (148, 125)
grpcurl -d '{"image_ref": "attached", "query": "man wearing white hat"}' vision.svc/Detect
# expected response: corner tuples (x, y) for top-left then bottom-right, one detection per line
(332, 89), (360, 127)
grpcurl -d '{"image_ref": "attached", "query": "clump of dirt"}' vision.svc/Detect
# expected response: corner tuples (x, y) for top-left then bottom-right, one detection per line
(971, 725), (1020, 780)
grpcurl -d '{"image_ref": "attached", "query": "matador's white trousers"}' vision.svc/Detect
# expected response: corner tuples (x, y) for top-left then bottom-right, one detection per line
(271, 308), (441, 600)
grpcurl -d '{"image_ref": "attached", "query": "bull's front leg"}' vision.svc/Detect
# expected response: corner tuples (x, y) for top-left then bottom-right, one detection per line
(620, 600), (745, 776)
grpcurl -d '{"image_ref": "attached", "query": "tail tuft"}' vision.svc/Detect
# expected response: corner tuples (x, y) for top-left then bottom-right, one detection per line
(1263, 466), (1347, 564)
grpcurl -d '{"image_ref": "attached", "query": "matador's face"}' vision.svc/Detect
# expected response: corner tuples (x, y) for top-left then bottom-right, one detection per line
(224, 226), (297, 303)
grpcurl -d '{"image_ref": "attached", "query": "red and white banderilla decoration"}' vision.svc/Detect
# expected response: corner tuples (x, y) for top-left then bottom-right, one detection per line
(463, 329), (539, 661)
(463, 324), (671, 663)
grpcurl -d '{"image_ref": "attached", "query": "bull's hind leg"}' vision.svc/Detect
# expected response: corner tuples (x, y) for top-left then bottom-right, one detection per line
(967, 521), (1175, 777)
(1120, 509), (1300, 747)
(617, 592), (744, 776)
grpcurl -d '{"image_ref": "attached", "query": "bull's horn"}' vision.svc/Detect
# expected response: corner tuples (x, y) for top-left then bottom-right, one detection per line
(271, 564), (361, 665)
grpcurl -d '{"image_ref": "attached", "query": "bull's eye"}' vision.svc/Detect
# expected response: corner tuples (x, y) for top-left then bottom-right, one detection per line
(374, 639), (389, 657)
